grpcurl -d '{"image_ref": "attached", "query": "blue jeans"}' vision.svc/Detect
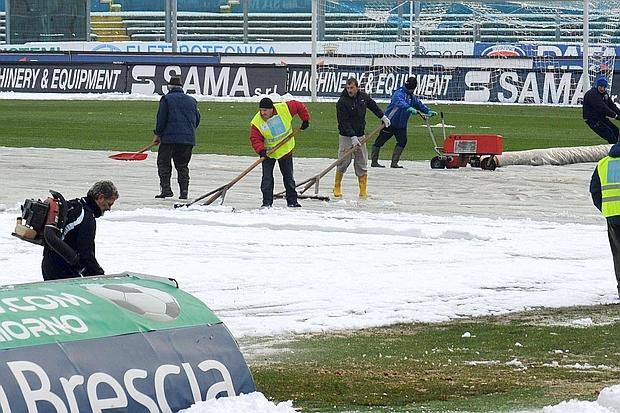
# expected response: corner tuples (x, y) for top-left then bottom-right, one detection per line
(261, 154), (297, 206)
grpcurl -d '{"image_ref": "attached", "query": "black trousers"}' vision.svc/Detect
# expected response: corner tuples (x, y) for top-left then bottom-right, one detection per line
(261, 155), (297, 206)
(586, 118), (619, 144)
(42, 251), (78, 281)
(373, 126), (408, 149)
(607, 222), (620, 297)
(157, 144), (193, 192)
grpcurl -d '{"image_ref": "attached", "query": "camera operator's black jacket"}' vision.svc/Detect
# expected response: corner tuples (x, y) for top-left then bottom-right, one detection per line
(583, 86), (620, 122)
(42, 196), (104, 280)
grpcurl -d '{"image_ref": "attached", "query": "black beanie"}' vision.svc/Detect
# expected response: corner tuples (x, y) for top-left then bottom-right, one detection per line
(259, 97), (274, 109)
(405, 76), (417, 91)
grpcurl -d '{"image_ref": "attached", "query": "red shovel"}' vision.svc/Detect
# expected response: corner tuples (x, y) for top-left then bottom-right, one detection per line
(108, 142), (157, 161)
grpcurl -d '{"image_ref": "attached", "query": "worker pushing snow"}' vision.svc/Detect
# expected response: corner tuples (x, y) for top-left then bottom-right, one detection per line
(371, 76), (437, 168)
(334, 77), (390, 198)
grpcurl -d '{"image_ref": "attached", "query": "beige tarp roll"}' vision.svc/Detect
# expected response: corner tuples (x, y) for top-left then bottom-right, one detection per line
(495, 144), (612, 167)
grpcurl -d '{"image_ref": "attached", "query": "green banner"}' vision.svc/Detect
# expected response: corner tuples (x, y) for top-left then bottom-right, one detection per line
(0, 272), (220, 350)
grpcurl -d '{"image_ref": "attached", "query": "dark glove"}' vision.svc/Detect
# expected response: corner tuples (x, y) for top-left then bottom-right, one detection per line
(301, 120), (310, 130)
(259, 150), (267, 158)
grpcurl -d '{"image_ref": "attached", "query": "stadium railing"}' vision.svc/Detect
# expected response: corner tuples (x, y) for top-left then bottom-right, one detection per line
(0, 9), (619, 45)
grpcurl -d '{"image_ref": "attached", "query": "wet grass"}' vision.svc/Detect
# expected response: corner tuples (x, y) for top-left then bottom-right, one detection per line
(249, 304), (620, 412)
(0, 100), (602, 160)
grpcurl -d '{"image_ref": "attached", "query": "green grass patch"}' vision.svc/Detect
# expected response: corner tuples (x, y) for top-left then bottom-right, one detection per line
(0, 100), (602, 160)
(250, 304), (620, 412)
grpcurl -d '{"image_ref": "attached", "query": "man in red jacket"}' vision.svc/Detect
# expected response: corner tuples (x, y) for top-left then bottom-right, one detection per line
(249, 97), (310, 208)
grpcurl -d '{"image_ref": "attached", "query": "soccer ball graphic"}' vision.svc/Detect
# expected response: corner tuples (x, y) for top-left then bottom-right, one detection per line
(82, 283), (180, 322)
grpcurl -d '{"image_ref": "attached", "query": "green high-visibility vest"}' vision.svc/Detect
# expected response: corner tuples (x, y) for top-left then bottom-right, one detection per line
(597, 156), (620, 217)
(251, 102), (295, 159)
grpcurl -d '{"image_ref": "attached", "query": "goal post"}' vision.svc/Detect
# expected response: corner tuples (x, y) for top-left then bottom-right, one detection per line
(307, 0), (619, 105)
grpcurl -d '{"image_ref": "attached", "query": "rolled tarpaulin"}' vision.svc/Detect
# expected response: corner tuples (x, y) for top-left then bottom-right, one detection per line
(0, 272), (255, 413)
(495, 144), (612, 167)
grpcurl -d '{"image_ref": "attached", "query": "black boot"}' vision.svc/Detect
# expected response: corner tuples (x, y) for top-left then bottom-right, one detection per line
(155, 186), (173, 198)
(179, 184), (188, 200)
(391, 146), (405, 168)
(371, 145), (384, 168)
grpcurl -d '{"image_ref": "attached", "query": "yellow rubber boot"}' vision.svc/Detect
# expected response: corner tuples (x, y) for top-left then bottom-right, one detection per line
(358, 174), (368, 198)
(333, 171), (344, 198)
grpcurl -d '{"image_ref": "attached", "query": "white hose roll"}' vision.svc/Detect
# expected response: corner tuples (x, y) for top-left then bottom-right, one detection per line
(495, 144), (612, 167)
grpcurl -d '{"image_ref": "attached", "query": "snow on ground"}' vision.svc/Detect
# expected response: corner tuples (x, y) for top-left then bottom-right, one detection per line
(2, 204), (615, 336)
(179, 392), (297, 413)
(0, 147), (618, 412)
(179, 385), (620, 413)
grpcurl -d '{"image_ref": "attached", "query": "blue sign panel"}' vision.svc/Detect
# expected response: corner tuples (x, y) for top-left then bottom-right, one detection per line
(0, 324), (255, 412)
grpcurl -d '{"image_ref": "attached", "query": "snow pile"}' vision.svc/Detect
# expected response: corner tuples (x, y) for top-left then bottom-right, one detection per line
(175, 386), (620, 413)
(542, 384), (620, 412)
(179, 392), (297, 413)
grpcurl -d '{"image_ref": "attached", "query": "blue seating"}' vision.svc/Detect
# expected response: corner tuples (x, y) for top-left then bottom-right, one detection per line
(1, 2), (619, 45)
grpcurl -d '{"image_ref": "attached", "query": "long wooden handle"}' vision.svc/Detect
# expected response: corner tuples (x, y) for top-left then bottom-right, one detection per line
(274, 123), (385, 198)
(137, 142), (157, 153)
(194, 127), (301, 206)
(297, 123), (385, 195)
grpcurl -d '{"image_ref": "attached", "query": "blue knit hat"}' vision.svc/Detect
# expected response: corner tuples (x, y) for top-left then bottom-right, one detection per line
(596, 77), (609, 88)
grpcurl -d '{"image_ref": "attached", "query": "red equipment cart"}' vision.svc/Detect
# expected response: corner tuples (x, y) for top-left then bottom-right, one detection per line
(425, 113), (503, 170)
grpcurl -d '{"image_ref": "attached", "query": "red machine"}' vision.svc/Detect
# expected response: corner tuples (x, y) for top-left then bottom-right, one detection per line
(425, 113), (503, 170)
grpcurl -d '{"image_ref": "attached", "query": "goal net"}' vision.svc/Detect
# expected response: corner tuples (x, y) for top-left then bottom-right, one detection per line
(314, 0), (619, 105)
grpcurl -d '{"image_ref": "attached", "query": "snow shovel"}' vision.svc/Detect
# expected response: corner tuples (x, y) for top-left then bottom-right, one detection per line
(274, 122), (385, 200)
(109, 142), (157, 161)
(174, 128), (301, 208)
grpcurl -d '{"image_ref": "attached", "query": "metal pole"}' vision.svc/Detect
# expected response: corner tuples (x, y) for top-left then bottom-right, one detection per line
(397, 2), (403, 39)
(583, 0), (590, 92)
(165, 0), (171, 43)
(311, 0), (318, 102)
(171, 0), (178, 53)
(414, 1), (420, 55)
(86, 0), (91, 42)
(409, 0), (413, 76)
(318, 0), (325, 41)
(5, 0), (10, 44)
(243, 0), (249, 43)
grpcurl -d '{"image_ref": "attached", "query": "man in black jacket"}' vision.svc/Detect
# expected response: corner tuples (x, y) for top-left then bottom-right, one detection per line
(334, 77), (390, 198)
(583, 76), (620, 144)
(42, 181), (118, 281)
(153, 76), (201, 200)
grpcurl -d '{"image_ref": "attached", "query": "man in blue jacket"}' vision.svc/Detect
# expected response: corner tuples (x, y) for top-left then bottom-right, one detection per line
(582, 76), (620, 144)
(371, 76), (437, 168)
(153, 76), (201, 199)
(590, 142), (620, 299)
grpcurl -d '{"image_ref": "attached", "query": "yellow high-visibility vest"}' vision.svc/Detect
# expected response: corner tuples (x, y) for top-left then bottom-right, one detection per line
(251, 102), (295, 159)
(598, 156), (620, 217)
